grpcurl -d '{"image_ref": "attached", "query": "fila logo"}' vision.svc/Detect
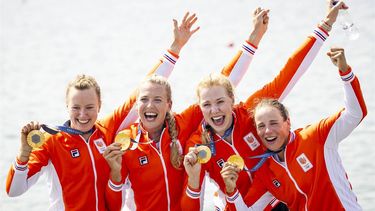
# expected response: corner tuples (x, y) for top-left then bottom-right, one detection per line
(139, 156), (148, 166)
(272, 179), (281, 188)
(70, 149), (80, 158)
(243, 132), (260, 151)
(296, 153), (313, 172)
(216, 159), (225, 168)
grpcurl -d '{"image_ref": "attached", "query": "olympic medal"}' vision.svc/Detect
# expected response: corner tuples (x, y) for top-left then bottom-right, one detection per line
(196, 145), (211, 164)
(227, 155), (245, 170)
(27, 130), (45, 148)
(115, 129), (131, 151)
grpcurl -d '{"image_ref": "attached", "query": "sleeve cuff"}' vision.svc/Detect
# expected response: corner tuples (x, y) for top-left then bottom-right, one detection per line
(243, 41), (257, 56)
(14, 158), (28, 171)
(108, 179), (123, 192)
(340, 66), (355, 83)
(313, 27), (329, 42)
(164, 50), (179, 65)
(226, 188), (240, 204)
(186, 185), (201, 199)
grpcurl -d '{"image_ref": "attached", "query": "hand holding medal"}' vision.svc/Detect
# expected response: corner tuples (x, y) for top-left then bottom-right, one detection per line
(196, 145), (212, 164)
(227, 154), (245, 170)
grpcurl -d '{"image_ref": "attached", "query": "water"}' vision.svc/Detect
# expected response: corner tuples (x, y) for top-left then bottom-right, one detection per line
(1, 0), (374, 210)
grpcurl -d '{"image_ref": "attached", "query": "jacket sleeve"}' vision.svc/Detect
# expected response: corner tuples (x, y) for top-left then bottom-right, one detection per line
(181, 131), (208, 211)
(104, 160), (131, 211)
(99, 50), (180, 135)
(243, 27), (329, 108)
(6, 141), (51, 197)
(313, 67), (367, 148)
(222, 41), (258, 87)
(226, 170), (273, 211)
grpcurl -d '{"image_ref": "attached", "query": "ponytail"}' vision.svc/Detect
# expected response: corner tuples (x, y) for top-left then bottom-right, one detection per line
(166, 112), (182, 169)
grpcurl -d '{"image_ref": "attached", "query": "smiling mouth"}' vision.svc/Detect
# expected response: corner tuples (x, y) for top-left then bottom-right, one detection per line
(265, 136), (277, 143)
(144, 112), (158, 121)
(211, 116), (225, 126)
(77, 119), (90, 124)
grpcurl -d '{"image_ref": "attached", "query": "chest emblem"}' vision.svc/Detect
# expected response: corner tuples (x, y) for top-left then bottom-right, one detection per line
(296, 153), (313, 172)
(243, 132), (260, 151)
(70, 149), (80, 158)
(216, 158), (225, 168)
(94, 138), (107, 154)
(139, 156), (149, 166)
(272, 179), (281, 188)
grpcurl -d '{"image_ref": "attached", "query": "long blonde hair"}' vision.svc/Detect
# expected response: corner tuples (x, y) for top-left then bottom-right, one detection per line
(140, 75), (181, 169)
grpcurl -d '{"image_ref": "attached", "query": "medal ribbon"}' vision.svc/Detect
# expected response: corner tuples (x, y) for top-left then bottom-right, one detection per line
(41, 121), (94, 135)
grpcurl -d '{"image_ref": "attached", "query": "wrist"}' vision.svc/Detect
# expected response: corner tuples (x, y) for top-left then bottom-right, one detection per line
(169, 41), (182, 55)
(110, 170), (122, 183)
(319, 20), (332, 32)
(247, 30), (264, 47)
(188, 176), (200, 189)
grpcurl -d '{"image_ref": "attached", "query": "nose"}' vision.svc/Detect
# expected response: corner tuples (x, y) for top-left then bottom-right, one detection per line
(211, 104), (220, 113)
(78, 108), (88, 117)
(264, 125), (272, 134)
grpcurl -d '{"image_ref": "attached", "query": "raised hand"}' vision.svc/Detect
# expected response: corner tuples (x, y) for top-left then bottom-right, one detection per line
(327, 47), (348, 72)
(248, 7), (270, 46)
(103, 143), (124, 182)
(220, 162), (240, 194)
(323, 0), (349, 29)
(169, 12), (200, 55)
(18, 121), (40, 162)
(183, 147), (201, 189)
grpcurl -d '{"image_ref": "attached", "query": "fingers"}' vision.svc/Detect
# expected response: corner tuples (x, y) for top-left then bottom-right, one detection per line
(327, 47), (345, 58)
(103, 143), (122, 158)
(21, 121), (41, 134)
(184, 150), (198, 166)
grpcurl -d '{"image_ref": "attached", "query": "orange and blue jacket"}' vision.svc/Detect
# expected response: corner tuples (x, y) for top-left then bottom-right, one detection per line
(104, 40), (260, 211)
(5, 50), (180, 211)
(226, 68), (367, 210)
(181, 26), (330, 211)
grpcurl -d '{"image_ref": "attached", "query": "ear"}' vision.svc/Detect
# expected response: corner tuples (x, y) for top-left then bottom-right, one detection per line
(167, 101), (173, 112)
(286, 117), (291, 130)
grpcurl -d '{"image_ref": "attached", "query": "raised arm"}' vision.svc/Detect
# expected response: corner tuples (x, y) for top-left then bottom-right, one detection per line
(243, 1), (348, 108)
(98, 12), (200, 135)
(223, 7), (269, 87)
(319, 47), (367, 148)
(6, 122), (49, 197)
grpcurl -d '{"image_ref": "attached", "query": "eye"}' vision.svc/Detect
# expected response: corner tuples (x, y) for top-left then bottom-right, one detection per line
(154, 98), (162, 103)
(217, 100), (225, 105)
(139, 97), (148, 103)
(71, 106), (80, 111)
(257, 124), (265, 130)
(86, 106), (94, 110)
(202, 103), (210, 108)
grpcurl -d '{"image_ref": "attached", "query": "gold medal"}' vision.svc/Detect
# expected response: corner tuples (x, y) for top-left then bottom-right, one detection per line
(27, 130), (45, 148)
(115, 129), (132, 151)
(227, 155), (245, 170)
(196, 145), (211, 164)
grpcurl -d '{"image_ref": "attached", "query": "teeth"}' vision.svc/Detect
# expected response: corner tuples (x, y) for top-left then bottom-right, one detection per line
(212, 116), (222, 121)
(265, 137), (277, 141)
(145, 112), (157, 117)
(78, 119), (89, 124)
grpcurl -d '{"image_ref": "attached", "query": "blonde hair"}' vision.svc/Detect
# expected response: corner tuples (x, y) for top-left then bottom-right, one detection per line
(139, 75), (181, 169)
(66, 74), (101, 105)
(196, 73), (235, 103)
(196, 74), (235, 145)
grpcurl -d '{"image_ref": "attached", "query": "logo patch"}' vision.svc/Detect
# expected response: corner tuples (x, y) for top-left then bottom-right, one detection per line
(216, 158), (225, 168)
(139, 156), (148, 166)
(272, 179), (281, 188)
(243, 132), (260, 151)
(296, 153), (313, 172)
(94, 138), (107, 154)
(71, 149), (80, 158)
